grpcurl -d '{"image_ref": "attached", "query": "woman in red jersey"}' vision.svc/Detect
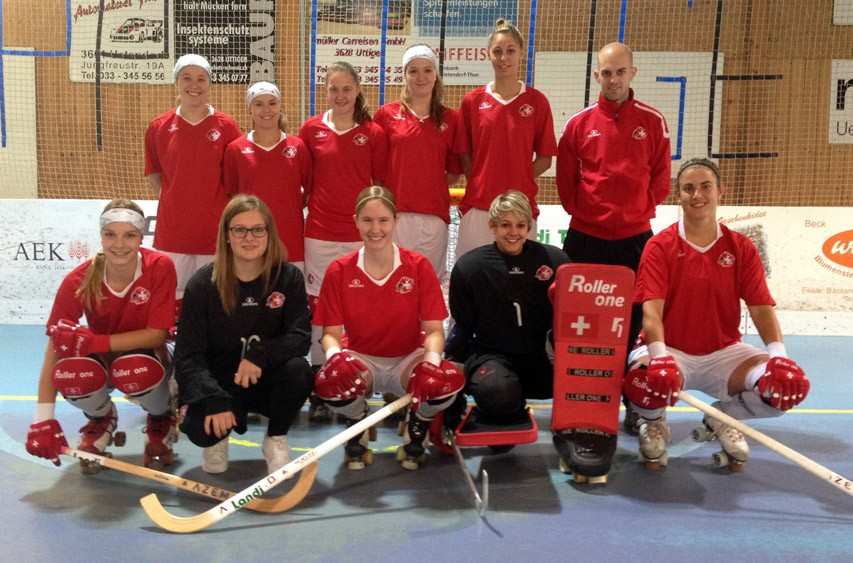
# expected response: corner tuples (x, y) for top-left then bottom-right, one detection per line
(145, 54), (241, 301)
(25, 200), (178, 472)
(374, 43), (464, 282)
(455, 19), (557, 258)
(312, 186), (463, 471)
(224, 81), (312, 272)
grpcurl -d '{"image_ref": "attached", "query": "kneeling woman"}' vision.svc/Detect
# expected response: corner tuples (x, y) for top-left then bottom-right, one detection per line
(312, 186), (463, 470)
(174, 195), (313, 474)
(25, 200), (178, 471)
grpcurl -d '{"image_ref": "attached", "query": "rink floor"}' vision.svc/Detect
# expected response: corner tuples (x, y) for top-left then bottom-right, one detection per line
(1, 325), (851, 563)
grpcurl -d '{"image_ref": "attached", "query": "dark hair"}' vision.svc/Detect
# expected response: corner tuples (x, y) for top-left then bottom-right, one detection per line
(676, 158), (721, 186)
(327, 61), (371, 124)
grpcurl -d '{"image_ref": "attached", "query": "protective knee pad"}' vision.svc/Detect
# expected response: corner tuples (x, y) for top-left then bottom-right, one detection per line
(111, 353), (171, 415)
(466, 358), (525, 420)
(52, 356), (108, 399)
(718, 391), (785, 420)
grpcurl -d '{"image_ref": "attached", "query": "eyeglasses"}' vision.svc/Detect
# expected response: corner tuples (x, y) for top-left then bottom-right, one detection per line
(229, 226), (268, 238)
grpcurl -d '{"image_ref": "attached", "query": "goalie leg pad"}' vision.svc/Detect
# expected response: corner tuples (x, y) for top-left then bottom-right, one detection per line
(52, 357), (109, 412)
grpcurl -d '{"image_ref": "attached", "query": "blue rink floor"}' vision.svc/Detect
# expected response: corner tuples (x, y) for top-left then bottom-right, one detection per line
(1, 325), (851, 563)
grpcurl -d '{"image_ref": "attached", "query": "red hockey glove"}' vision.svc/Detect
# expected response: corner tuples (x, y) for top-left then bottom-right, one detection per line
(26, 419), (68, 466)
(623, 356), (682, 409)
(48, 320), (110, 358)
(756, 357), (809, 411)
(314, 351), (369, 401)
(407, 360), (465, 412)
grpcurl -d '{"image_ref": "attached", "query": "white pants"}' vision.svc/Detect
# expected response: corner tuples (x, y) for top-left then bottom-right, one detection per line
(454, 208), (537, 260)
(163, 252), (214, 298)
(303, 237), (363, 297)
(395, 212), (448, 282)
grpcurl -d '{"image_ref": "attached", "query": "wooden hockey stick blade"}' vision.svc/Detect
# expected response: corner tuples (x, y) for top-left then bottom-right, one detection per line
(141, 394), (413, 533)
(63, 447), (318, 513)
(679, 391), (853, 497)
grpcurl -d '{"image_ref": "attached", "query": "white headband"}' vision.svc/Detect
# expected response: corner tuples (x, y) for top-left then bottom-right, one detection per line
(173, 54), (211, 81)
(402, 45), (437, 69)
(246, 81), (281, 106)
(100, 209), (145, 233)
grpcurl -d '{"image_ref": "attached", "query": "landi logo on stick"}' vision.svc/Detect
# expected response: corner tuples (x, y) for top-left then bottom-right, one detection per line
(822, 230), (853, 268)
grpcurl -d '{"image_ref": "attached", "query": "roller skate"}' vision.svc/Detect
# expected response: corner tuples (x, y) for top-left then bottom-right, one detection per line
(638, 417), (671, 470)
(692, 413), (749, 472)
(77, 403), (124, 475)
(344, 415), (376, 470)
(553, 428), (615, 485)
(396, 413), (431, 470)
(143, 413), (178, 469)
(308, 393), (334, 423)
(262, 435), (290, 474)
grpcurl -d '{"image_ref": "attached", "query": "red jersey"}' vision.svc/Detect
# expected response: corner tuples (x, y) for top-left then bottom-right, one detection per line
(457, 83), (557, 217)
(374, 102), (463, 223)
(47, 248), (177, 335)
(635, 222), (775, 355)
(313, 246), (448, 357)
(299, 114), (388, 242)
(557, 90), (671, 239)
(144, 107), (241, 254)
(223, 133), (311, 262)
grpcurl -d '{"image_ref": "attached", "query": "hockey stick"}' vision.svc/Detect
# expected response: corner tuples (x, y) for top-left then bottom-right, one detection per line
(678, 391), (853, 497)
(63, 447), (318, 513)
(449, 435), (489, 515)
(141, 394), (413, 533)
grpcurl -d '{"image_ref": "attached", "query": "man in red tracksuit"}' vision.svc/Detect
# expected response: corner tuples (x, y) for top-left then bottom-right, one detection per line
(556, 42), (672, 444)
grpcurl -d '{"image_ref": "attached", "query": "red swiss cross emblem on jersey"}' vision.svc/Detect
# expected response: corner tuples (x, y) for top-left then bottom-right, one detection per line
(632, 126), (647, 140)
(266, 291), (285, 309)
(718, 251), (736, 268)
(535, 265), (554, 281)
(353, 133), (368, 146)
(395, 276), (415, 294)
(207, 128), (222, 142)
(130, 286), (151, 305)
(283, 146), (297, 158)
(518, 104), (534, 117)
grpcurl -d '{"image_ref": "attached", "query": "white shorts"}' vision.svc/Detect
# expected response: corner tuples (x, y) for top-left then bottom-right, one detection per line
(347, 348), (424, 396)
(163, 252), (214, 298)
(629, 342), (768, 401)
(454, 208), (537, 260)
(303, 238), (363, 296)
(395, 212), (448, 281)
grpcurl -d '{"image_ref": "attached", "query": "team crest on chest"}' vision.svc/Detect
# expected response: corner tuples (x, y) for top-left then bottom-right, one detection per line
(632, 126), (647, 140)
(283, 146), (297, 158)
(348, 278), (364, 288)
(353, 133), (368, 146)
(395, 276), (415, 294)
(535, 265), (554, 281)
(519, 104), (534, 117)
(266, 291), (285, 309)
(718, 251), (736, 268)
(207, 128), (222, 142)
(130, 286), (151, 305)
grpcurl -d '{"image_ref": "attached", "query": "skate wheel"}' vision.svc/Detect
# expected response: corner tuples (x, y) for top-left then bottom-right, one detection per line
(113, 432), (126, 447)
(572, 472), (589, 484)
(368, 426), (378, 442)
(363, 449), (374, 465)
(488, 444), (515, 454)
(728, 460), (746, 473)
(692, 427), (712, 442)
(643, 460), (664, 472)
(79, 459), (101, 475)
(712, 451), (729, 468)
(587, 474), (608, 485)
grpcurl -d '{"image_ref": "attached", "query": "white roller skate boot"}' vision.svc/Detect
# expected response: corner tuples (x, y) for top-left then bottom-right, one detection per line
(693, 415), (749, 472)
(638, 417), (671, 470)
